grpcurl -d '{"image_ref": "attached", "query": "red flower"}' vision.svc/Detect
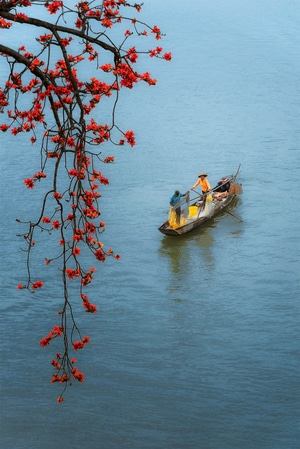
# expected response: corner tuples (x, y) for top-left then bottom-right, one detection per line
(152, 25), (161, 40)
(66, 137), (75, 147)
(94, 248), (106, 262)
(51, 358), (61, 369)
(53, 325), (63, 336)
(82, 271), (94, 285)
(100, 64), (113, 72)
(101, 18), (113, 28)
(51, 374), (61, 383)
(103, 156), (114, 163)
(46, 1), (63, 15)
(57, 396), (64, 403)
(32, 280), (44, 289)
(40, 337), (51, 347)
(52, 220), (60, 230)
(60, 37), (72, 47)
(24, 178), (34, 188)
(75, 18), (83, 29)
(47, 152), (58, 158)
(0, 18), (13, 28)
(72, 367), (84, 383)
(73, 246), (81, 256)
(73, 341), (85, 351)
(84, 302), (97, 313)
(69, 168), (79, 177)
(39, 33), (53, 43)
(14, 13), (28, 21)
(81, 293), (89, 303)
(124, 130), (135, 147)
(53, 192), (62, 200)
(65, 268), (80, 280)
(42, 216), (51, 223)
(163, 52), (172, 61)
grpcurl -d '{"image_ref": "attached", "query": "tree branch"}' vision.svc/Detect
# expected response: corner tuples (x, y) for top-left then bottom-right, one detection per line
(0, 9), (119, 57)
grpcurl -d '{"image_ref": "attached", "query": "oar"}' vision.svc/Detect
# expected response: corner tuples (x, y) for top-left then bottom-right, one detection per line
(223, 209), (243, 222)
(191, 188), (205, 202)
(191, 188), (202, 196)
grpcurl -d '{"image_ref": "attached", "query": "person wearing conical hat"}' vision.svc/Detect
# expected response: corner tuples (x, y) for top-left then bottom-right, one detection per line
(192, 173), (210, 194)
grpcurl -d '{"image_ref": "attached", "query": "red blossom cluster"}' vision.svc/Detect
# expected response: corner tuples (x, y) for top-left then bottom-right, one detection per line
(73, 335), (90, 350)
(31, 280), (44, 289)
(24, 171), (47, 189)
(40, 325), (63, 347)
(46, 1), (63, 15)
(50, 351), (85, 402)
(81, 293), (97, 313)
(0, 18), (13, 28)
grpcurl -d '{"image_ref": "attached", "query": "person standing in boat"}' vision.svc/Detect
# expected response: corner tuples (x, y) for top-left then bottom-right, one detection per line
(170, 190), (187, 225)
(192, 172), (211, 194)
(192, 173), (211, 209)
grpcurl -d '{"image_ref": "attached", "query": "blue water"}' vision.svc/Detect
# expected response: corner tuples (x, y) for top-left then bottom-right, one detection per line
(1, 1), (299, 448)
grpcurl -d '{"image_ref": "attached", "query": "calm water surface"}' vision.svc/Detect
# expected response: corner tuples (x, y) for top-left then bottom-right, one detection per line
(0, 1), (299, 448)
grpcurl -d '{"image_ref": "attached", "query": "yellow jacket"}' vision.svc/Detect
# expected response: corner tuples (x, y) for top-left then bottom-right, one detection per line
(193, 177), (210, 192)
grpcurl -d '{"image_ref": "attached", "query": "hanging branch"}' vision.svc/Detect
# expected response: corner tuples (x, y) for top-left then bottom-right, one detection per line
(0, 0), (172, 403)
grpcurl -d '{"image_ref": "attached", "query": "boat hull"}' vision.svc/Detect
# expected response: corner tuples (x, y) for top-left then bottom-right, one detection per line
(158, 166), (242, 236)
(158, 193), (237, 236)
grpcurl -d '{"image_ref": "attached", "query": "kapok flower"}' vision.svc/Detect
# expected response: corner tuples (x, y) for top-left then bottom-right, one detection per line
(73, 246), (81, 256)
(124, 130), (135, 147)
(40, 337), (51, 347)
(152, 25), (161, 40)
(24, 178), (34, 188)
(94, 248), (106, 262)
(52, 220), (60, 230)
(51, 359), (61, 369)
(103, 156), (114, 163)
(100, 64), (113, 72)
(72, 367), (84, 383)
(51, 374), (61, 383)
(46, 1), (63, 15)
(163, 52), (172, 61)
(73, 341), (85, 351)
(14, 13), (28, 21)
(32, 280), (44, 289)
(53, 192), (62, 200)
(84, 302), (97, 313)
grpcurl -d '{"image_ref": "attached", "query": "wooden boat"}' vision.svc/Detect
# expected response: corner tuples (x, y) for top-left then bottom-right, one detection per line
(158, 165), (242, 236)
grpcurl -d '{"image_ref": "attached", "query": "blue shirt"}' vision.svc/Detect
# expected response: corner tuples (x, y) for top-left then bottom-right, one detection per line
(170, 192), (183, 207)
